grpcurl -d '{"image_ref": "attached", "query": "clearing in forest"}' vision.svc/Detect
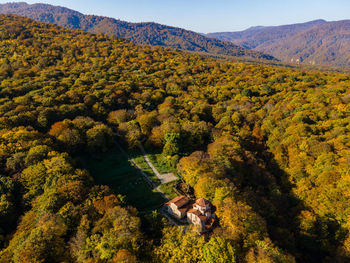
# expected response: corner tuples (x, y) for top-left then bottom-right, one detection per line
(82, 148), (166, 212)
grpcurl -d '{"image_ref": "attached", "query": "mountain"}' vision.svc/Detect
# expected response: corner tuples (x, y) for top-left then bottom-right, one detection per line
(0, 2), (276, 61)
(208, 20), (327, 49)
(208, 20), (350, 67)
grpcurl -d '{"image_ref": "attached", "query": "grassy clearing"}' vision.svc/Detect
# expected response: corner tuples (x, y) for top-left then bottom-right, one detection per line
(159, 181), (180, 199)
(80, 148), (165, 212)
(146, 152), (178, 175)
(131, 155), (161, 186)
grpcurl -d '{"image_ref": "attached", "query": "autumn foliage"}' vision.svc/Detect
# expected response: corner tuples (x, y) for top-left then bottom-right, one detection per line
(0, 15), (348, 262)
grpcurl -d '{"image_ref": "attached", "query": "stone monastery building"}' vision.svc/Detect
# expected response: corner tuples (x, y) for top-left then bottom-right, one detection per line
(165, 195), (216, 233)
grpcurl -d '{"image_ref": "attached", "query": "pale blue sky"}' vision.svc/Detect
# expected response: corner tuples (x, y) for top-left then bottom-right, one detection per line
(1, 0), (349, 33)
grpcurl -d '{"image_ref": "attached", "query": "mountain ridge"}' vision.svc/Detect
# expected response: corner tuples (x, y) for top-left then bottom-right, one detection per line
(207, 19), (350, 67)
(0, 2), (276, 61)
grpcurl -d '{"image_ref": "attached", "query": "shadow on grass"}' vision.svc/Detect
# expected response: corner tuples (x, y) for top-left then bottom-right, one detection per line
(77, 147), (166, 212)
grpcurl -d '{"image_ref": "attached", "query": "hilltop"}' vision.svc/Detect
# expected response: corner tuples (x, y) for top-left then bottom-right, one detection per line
(208, 19), (350, 67)
(0, 2), (276, 61)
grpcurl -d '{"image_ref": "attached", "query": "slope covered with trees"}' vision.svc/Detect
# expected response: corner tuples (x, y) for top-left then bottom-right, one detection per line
(0, 2), (276, 61)
(0, 15), (349, 262)
(208, 19), (350, 67)
(207, 20), (327, 49)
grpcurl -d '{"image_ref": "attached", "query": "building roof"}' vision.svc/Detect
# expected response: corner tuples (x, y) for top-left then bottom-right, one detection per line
(166, 195), (190, 208)
(188, 208), (209, 222)
(178, 206), (189, 213)
(188, 208), (201, 216)
(195, 198), (210, 207)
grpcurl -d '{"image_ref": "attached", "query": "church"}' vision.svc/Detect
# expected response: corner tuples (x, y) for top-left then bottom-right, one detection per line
(165, 195), (216, 233)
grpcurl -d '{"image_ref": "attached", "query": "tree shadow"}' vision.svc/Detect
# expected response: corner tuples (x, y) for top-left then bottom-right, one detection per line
(230, 138), (348, 262)
(75, 147), (165, 213)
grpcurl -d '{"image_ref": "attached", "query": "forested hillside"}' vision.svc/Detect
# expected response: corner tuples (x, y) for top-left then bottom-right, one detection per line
(207, 20), (327, 49)
(208, 19), (350, 67)
(0, 2), (276, 61)
(0, 15), (349, 263)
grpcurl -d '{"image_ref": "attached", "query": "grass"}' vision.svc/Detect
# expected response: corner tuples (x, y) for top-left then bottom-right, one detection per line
(131, 151), (179, 199)
(80, 147), (165, 212)
(142, 149), (180, 199)
(146, 152), (178, 175)
(131, 155), (161, 186)
(159, 181), (180, 199)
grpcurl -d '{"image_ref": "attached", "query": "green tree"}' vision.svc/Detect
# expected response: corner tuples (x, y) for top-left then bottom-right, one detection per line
(203, 236), (237, 263)
(162, 132), (181, 156)
(86, 124), (113, 153)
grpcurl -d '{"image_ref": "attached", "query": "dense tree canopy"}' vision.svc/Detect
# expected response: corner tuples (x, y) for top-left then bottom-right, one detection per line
(0, 15), (348, 262)
(0, 2), (277, 61)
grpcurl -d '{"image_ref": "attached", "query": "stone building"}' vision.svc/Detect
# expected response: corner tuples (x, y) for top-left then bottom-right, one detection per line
(165, 196), (216, 233)
(165, 195), (191, 219)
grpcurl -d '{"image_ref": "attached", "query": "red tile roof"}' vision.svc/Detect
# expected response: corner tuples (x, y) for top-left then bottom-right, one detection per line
(188, 209), (207, 222)
(196, 198), (210, 207)
(166, 195), (189, 208)
(188, 208), (201, 216)
(178, 206), (189, 213)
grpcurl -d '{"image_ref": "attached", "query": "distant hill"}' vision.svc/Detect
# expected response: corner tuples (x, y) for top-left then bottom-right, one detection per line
(208, 20), (350, 67)
(0, 2), (276, 61)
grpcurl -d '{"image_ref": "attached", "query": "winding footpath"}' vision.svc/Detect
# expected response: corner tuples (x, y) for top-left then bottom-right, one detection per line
(139, 145), (178, 185)
(114, 141), (177, 198)
(114, 140), (181, 225)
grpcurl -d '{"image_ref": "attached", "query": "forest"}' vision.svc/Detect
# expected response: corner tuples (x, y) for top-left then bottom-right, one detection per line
(207, 19), (350, 67)
(0, 14), (349, 263)
(0, 2), (276, 61)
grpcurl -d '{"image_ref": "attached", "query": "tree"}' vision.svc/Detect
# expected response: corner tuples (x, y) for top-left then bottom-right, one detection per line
(162, 133), (181, 156)
(118, 121), (142, 148)
(136, 110), (158, 136)
(155, 226), (206, 263)
(112, 249), (137, 263)
(216, 198), (267, 246)
(87, 206), (142, 261)
(11, 213), (68, 263)
(0, 176), (16, 230)
(25, 145), (52, 166)
(20, 163), (47, 201)
(194, 175), (221, 200)
(241, 88), (253, 97)
(107, 110), (130, 126)
(182, 121), (211, 151)
(6, 152), (26, 172)
(203, 236), (237, 263)
(49, 121), (83, 152)
(245, 238), (295, 263)
(86, 124), (113, 153)
(177, 151), (209, 187)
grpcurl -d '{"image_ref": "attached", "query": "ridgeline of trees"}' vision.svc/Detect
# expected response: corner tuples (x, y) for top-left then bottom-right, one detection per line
(0, 15), (349, 262)
(208, 19), (350, 67)
(0, 2), (276, 62)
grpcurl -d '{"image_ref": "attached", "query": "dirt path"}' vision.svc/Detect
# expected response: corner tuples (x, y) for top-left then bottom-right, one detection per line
(114, 140), (183, 225)
(139, 145), (178, 185)
(114, 140), (177, 200)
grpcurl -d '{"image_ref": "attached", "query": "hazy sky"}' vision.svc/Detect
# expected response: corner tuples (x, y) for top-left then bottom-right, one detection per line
(1, 0), (349, 33)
